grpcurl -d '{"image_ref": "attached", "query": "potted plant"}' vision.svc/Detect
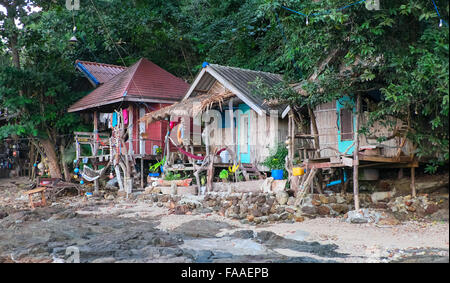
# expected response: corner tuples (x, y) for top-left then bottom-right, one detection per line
(262, 144), (288, 180)
(148, 157), (165, 177)
(160, 171), (192, 187)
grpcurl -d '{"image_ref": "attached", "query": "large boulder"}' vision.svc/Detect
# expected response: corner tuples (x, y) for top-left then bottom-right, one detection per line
(276, 191), (289, 205)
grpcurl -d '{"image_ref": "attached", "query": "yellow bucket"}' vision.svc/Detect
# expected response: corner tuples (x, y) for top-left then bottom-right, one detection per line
(293, 167), (304, 176)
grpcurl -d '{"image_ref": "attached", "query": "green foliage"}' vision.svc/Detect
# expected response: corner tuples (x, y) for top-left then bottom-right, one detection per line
(424, 160), (445, 174)
(149, 157), (165, 173)
(62, 144), (77, 165)
(200, 175), (206, 186)
(262, 143), (287, 170)
(1, 0), (448, 173)
(163, 171), (182, 181)
(219, 169), (229, 180)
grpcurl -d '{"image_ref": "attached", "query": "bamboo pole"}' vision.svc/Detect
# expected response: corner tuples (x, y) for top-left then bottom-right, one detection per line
(353, 94), (361, 210)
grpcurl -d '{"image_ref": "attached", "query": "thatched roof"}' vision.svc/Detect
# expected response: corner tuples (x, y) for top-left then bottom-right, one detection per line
(141, 90), (235, 124)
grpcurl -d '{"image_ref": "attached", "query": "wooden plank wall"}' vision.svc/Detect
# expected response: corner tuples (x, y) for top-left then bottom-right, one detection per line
(314, 101), (339, 158)
(359, 113), (412, 157)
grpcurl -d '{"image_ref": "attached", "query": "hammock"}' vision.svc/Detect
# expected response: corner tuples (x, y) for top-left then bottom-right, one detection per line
(81, 165), (109, 182)
(168, 137), (226, 160)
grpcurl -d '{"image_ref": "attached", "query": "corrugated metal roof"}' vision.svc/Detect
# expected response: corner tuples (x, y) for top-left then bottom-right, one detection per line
(192, 64), (287, 114)
(75, 60), (126, 84)
(68, 58), (189, 112)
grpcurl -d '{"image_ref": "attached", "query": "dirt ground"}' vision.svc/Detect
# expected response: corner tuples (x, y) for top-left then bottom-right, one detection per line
(0, 176), (448, 263)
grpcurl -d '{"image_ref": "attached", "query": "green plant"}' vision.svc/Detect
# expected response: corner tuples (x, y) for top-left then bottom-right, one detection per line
(262, 143), (288, 170)
(149, 157), (165, 173)
(219, 169), (229, 180)
(201, 175), (206, 186)
(163, 171), (182, 181)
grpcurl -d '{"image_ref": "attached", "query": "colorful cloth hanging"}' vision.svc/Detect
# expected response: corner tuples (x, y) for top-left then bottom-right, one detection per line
(112, 112), (118, 127)
(122, 109), (128, 125)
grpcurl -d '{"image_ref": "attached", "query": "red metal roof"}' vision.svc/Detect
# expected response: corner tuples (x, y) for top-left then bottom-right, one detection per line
(68, 58), (190, 112)
(75, 60), (126, 84)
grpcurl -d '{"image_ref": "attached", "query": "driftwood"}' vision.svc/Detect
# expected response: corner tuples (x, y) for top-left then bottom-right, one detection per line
(296, 168), (318, 205)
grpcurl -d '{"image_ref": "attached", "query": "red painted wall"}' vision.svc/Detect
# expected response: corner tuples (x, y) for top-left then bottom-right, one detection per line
(124, 103), (171, 156)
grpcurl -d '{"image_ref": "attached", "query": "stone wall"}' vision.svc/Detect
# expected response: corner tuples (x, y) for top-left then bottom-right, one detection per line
(138, 189), (373, 224)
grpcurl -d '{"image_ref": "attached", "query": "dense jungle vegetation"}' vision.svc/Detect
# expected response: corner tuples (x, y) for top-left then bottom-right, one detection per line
(0, 0), (448, 177)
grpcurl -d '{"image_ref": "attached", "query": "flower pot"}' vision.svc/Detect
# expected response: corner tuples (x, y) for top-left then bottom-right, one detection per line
(271, 169), (284, 180)
(292, 167), (304, 176)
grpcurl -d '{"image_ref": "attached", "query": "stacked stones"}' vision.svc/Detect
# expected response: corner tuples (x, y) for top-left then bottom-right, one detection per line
(199, 191), (372, 224)
(138, 189), (373, 224)
(202, 192), (300, 224)
(387, 195), (439, 217)
(300, 193), (371, 217)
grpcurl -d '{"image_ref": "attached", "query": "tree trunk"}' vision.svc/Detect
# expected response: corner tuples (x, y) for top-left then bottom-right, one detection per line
(9, 33), (21, 69)
(40, 139), (62, 179)
(59, 144), (71, 182)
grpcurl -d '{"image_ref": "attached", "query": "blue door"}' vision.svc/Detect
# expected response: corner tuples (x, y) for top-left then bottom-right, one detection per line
(237, 104), (251, 163)
(336, 97), (356, 154)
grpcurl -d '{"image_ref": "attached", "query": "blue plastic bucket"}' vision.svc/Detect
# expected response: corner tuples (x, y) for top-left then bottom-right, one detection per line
(271, 169), (284, 180)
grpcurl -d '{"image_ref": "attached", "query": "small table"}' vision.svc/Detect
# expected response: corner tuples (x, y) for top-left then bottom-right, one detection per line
(24, 187), (47, 208)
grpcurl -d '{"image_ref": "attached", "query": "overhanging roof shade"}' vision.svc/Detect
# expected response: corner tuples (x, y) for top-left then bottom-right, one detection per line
(68, 58), (190, 112)
(185, 63), (289, 116)
(75, 60), (126, 86)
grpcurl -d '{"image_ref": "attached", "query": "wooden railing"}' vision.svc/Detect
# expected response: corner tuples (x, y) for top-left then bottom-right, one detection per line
(74, 131), (111, 159)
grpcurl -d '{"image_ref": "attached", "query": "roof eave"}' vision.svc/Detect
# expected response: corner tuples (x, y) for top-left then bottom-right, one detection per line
(67, 96), (180, 113)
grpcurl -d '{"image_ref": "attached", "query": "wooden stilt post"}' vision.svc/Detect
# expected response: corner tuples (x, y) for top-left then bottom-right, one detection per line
(140, 158), (144, 189)
(353, 94), (361, 210)
(229, 98), (235, 155)
(308, 106), (320, 158)
(340, 168), (346, 194)
(93, 111), (99, 194)
(411, 167), (416, 197)
(398, 168), (404, 179)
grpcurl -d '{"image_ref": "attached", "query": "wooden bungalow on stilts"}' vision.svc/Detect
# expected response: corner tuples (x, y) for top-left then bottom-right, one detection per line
(68, 58), (189, 194)
(282, 70), (418, 210)
(141, 63), (291, 194)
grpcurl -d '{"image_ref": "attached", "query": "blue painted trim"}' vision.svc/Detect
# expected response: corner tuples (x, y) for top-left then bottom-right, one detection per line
(237, 104), (251, 164)
(336, 96), (356, 155)
(76, 62), (100, 86)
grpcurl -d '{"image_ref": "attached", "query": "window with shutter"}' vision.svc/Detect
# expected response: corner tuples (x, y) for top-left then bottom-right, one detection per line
(340, 108), (353, 141)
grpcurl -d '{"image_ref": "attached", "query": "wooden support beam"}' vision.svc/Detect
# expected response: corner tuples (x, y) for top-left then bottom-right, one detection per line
(229, 98), (235, 162)
(308, 106), (320, 158)
(353, 94), (361, 210)
(140, 158), (144, 189)
(93, 111), (99, 194)
(358, 154), (413, 163)
(411, 167), (416, 197)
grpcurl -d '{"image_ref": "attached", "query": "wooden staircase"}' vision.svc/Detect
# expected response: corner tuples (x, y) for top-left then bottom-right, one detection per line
(240, 163), (264, 181)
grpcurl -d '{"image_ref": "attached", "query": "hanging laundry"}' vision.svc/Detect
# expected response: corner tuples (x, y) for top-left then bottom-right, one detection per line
(108, 113), (113, 128)
(99, 113), (108, 124)
(112, 112), (118, 127)
(123, 109), (129, 125)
